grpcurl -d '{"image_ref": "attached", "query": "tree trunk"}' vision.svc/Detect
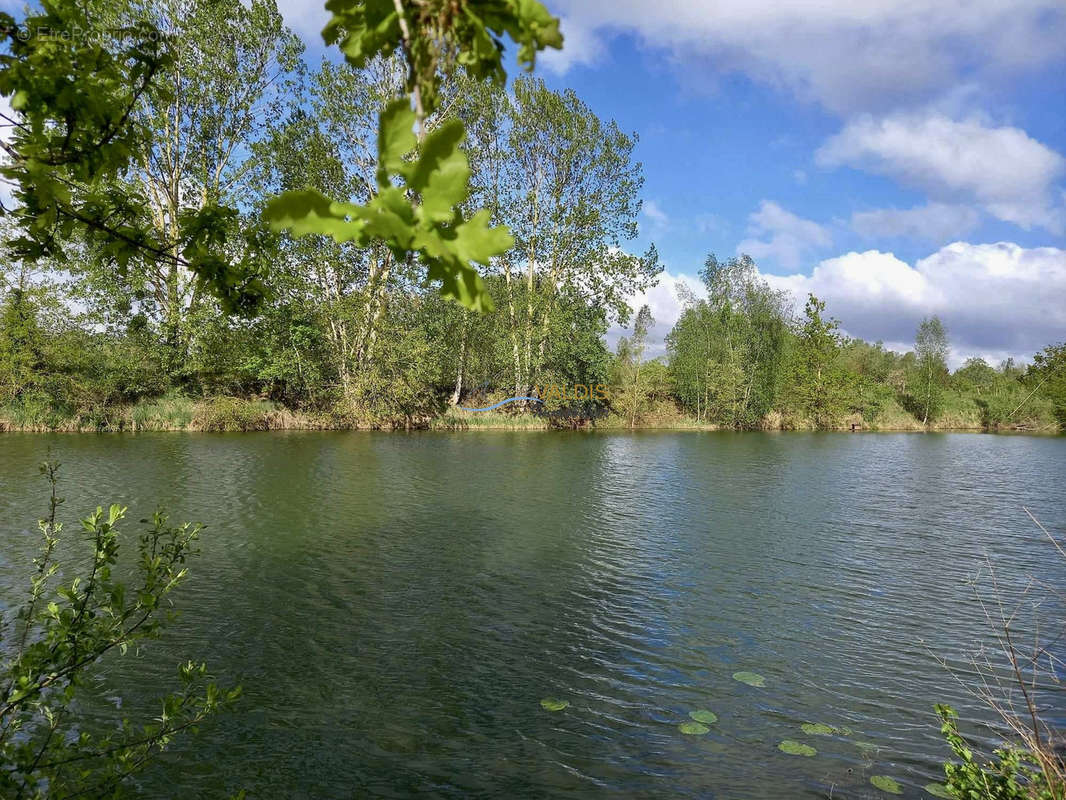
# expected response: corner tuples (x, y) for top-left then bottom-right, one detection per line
(450, 313), (469, 406)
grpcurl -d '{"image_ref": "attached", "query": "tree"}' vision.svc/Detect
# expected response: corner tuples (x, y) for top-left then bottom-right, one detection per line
(264, 0), (564, 315)
(0, 463), (239, 798)
(498, 78), (655, 402)
(612, 304), (656, 427)
(0, 288), (43, 404)
(913, 316), (949, 425)
(784, 294), (851, 428)
(1026, 343), (1066, 429)
(73, 0), (303, 374)
(666, 254), (790, 429)
(0, 0), (270, 323)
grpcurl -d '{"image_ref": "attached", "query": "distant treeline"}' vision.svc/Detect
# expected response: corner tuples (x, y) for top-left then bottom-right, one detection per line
(0, 0), (1061, 433)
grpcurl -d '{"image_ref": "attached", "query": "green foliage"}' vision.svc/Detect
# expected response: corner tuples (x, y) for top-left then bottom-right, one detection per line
(936, 704), (1059, 800)
(732, 671), (766, 687)
(0, 463), (239, 798)
(270, 0), (563, 312)
(539, 698), (568, 712)
(322, 0), (562, 116)
(689, 710), (718, 724)
(871, 775), (903, 794)
(197, 397), (277, 432)
(910, 316), (950, 424)
(0, 0), (269, 318)
(667, 255), (789, 428)
(1027, 343), (1066, 429)
(0, 289), (43, 403)
(778, 740), (817, 756)
(783, 294), (852, 429)
(264, 101), (510, 312)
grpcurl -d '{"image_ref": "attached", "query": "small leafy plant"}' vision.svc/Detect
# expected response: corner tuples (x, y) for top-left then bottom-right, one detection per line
(937, 704), (1061, 800)
(0, 462), (239, 799)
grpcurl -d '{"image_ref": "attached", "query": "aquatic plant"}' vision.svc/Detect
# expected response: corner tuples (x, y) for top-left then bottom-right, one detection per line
(689, 710), (718, 724)
(871, 775), (903, 794)
(540, 698), (570, 712)
(801, 722), (852, 736)
(732, 671), (766, 687)
(778, 740), (817, 756)
(679, 721), (710, 735)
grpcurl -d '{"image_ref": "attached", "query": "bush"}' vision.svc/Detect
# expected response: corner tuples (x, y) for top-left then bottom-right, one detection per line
(196, 396), (276, 431)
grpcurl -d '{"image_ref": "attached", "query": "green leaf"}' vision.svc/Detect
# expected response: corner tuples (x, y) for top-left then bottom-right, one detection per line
(377, 99), (417, 182)
(871, 776), (903, 794)
(447, 208), (514, 266)
(411, 121), (471, 223)
(540, 698), (569, 712)
(732, 671), (765, 687)
(924, 784), (951, 798)
(263, 189), (364, 242)
(778, 740), (817, 756)
(688, 710), (717, 725)
(678, 721), (710, 735)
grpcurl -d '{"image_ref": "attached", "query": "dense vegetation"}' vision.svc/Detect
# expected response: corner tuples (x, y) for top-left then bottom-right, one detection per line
(2, 239), (1060, 431)
(0, 0), (1061, 434)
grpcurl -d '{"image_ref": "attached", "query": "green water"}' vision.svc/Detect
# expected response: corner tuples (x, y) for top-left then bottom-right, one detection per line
(1, 431), (1064, 798)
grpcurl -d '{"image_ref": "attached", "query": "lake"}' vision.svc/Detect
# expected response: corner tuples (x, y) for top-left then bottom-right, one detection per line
(1, 431), (1064, 798)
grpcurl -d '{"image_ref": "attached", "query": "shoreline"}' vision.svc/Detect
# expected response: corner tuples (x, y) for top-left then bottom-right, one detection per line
(3, 397), (1058, 436)
(1, 419), (1058, 436)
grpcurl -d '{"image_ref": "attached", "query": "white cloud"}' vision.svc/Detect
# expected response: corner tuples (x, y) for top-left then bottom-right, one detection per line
(275, 0), (329, 42)
(850, 203), (981, 242)
(763, 242), (1066, 363)
(542, 0), (1066, 113)
(610, 242), (1065, 367)
(818, 113), (1066, 233)
(641, 198), (669, 231)
(606, 270), (704, 358)
(541, 15), (608, 74)
(736, 201), (831, 269)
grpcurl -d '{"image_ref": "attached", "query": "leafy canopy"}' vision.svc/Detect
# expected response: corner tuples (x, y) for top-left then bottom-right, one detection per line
(267, 0), (563, 312)
(0, 2), (270, 316)
(265, 100), (511, 312)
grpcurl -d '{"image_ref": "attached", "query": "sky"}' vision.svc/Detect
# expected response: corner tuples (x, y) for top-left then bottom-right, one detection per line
(9, 0), (1065, 366)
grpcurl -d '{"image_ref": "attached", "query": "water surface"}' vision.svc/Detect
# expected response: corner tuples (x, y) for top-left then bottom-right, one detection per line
(1, 431), (1063, 798)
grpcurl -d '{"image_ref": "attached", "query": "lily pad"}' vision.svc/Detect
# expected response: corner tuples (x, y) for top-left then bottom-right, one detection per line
(540, 698), (569, 712)
(871, 776), (903, 794)
(801, 722), (835, 735)
(679, 721), (710, 735)
(778, 739), (817, 756)
(853, 740), (879, 752)
(924, 784), (951, 798)
(732, 671), (766, 687)
(689, 710), (718, 724)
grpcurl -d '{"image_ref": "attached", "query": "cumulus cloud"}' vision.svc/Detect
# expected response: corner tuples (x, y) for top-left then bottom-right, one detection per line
(736, 201), (831, 269)
(275, 0), (329, 42)
(817, 114), (1066, 233)
(540, 15), (608, 74)
(763, 242), (1066, 364)
(641, 199), (669, 231)
(541, 0), (1066, 114)
(850, 203), (982, 242)
(606, 270), (704, 358)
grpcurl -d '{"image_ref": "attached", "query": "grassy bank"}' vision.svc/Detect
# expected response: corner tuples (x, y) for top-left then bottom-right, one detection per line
(1, 393), (1060, 433)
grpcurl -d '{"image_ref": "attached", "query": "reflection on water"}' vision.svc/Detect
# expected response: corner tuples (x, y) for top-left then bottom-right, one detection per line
(0, 431), (1064, 798)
